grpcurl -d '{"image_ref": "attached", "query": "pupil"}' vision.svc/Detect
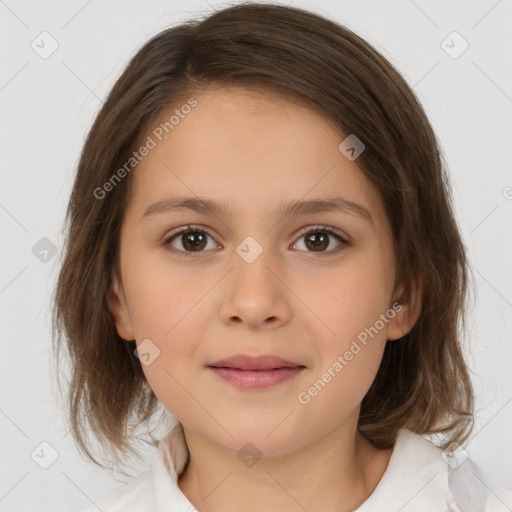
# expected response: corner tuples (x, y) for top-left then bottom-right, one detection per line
(180, 231), (330, 252)
(307, 232), (328, 251)
(184, 232), (206, 251)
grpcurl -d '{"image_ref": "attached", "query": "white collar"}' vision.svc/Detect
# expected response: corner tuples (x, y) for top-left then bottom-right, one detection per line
(150, 424), (490, 511)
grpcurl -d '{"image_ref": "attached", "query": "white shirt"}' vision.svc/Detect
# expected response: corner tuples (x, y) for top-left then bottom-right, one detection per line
(78, 426), (511, 511)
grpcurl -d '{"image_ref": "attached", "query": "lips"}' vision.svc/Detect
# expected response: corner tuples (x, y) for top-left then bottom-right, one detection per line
(206, 354), (306, 389)
(207, 354), (304, 371)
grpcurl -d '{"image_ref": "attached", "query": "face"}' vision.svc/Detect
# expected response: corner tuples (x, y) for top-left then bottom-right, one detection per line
(108, 86), (420, 457)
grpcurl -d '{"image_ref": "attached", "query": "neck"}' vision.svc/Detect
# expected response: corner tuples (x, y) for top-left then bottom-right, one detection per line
(177, 421), (392, 512)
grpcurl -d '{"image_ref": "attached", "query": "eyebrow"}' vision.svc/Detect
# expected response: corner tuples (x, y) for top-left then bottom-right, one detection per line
(141, 195), (373, 224)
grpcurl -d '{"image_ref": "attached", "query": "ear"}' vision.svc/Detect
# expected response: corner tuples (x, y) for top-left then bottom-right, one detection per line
(106, 272), (135, 341)
(386, 278), (423, 341)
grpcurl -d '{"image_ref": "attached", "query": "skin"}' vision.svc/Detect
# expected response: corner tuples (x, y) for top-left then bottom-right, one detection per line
(107, 85), (422, 512)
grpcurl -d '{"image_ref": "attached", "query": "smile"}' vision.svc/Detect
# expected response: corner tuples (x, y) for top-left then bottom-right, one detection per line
(207, 366), (305, 389)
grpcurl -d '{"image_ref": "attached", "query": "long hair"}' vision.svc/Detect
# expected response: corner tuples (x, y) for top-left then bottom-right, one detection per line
(52, 2), (474, 471)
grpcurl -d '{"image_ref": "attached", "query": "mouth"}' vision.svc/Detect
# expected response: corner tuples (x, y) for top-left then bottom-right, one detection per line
(206, 354), (306, 389)
(207, 354), (304, 371)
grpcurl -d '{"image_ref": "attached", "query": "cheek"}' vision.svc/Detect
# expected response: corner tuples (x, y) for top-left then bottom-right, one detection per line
(124, 249), (205, 337)
(296, 339), (385, 436)
(304, 250), (395, 351)
(298, 277), (390, 424)
(132, 296), (205, 423)
(124, 257), (211, 411)
(296, 250), (392, 408)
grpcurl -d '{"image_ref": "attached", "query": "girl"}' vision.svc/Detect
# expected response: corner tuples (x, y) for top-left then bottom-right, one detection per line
(52, 3), (511, 511)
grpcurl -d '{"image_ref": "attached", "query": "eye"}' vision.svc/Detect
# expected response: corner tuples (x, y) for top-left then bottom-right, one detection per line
(163, 224), (349, 257)
(291, 225), (349, 256)
(164, 225), (219, 257)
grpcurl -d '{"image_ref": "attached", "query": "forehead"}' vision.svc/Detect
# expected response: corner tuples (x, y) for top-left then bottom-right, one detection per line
(128, 85), (388, 231)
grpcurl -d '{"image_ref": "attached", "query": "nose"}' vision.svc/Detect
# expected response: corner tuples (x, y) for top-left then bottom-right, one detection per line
(218, 246), (292, 331)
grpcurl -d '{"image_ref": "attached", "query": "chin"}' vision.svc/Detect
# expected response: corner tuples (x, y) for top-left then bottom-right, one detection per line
(213, 422), (305, 459)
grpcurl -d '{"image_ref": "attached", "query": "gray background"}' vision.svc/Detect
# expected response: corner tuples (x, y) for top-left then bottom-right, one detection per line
(1, 0), (511, 510)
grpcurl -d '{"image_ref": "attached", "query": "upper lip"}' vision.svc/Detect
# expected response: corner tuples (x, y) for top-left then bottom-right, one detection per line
(207, 354), (305, 371)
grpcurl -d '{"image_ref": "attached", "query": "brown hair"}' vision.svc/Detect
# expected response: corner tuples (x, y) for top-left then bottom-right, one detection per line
(52, 2), (475, 472)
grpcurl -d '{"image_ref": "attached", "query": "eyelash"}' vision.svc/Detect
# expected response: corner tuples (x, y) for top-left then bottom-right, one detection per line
(163, 224), (349, 258)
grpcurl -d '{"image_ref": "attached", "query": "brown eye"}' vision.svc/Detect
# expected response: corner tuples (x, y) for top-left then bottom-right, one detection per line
(292, 226), (348, 256)
(163, 224), (349, 258)
(164, 226), (218, 255)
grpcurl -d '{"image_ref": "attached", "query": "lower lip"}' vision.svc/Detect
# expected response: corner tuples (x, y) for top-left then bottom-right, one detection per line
(207, 366), (305, 389)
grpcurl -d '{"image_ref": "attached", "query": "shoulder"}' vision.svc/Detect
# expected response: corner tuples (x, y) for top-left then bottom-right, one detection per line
(75, 423), (191, 512)
(447, 456), (512, 512)
(357, 429), (512, 512)
(76, 470), (153, 512)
